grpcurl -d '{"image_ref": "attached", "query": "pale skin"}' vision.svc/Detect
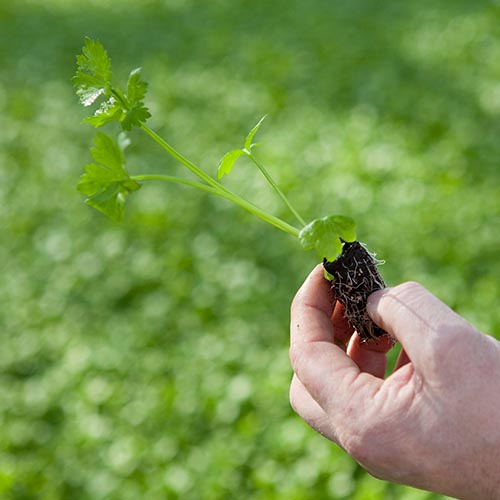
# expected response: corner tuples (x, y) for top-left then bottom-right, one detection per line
(289, 264), (500, 499)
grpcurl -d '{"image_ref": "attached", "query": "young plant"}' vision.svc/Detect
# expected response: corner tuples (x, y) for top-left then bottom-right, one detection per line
(73, 38), (387, 341)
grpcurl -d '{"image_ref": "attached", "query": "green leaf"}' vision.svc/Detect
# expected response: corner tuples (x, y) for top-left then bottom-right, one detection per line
(85, 184), (128, 223)
(218, 116), (268, 180)
(77, 132), (141, 223)
(82, 97), (123, 128)
(127, 68), (148, 104)
(323, 268), (335, 281)
(122, 104), (151, 131)
(299, 215), (357, 261)
(73, 41), (150, 131)
(122, 68), (151, 130)
(244, 115), (267, 152)
(217, 149), (245, 179)
(73, 38), (112, 106)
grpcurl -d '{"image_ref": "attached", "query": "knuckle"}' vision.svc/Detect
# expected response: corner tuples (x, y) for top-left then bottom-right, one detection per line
(288, 384), (300, 414)
(431, 324), (458, 354)
(425, 319), (482, 379)
(288, 342), (298, 367)
(288, 342), (304, 374)
(431, 319), (485, 368)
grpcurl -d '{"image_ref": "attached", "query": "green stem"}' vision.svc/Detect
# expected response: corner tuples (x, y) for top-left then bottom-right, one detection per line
(135, 127), (302, 238)
(246, 152), (306, 226)
(111, 88), (128, 109)
(140, 124), (224, 192)
(131, 174), (220, 195)
(111, 86), (301, 234)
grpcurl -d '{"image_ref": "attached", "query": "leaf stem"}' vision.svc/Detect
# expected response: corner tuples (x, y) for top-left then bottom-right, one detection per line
(246, 152), (306, 226)
(131, 174), (220, 195)
(140, 124), (224, 191)
(111, 88), (128, 109)
(136, 126), (301, 237)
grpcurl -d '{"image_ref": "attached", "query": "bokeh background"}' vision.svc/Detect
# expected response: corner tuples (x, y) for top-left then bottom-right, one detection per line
(2, 0), (500, 498)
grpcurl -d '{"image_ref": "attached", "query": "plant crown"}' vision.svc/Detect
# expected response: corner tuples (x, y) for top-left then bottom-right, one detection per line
(73, 38), (357, 261)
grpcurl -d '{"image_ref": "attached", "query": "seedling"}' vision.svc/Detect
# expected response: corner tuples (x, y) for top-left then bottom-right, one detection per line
(73, 38), (387, 340)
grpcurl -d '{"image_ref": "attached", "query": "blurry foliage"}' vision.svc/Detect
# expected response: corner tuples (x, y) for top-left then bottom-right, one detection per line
(1, 0), (499, 498)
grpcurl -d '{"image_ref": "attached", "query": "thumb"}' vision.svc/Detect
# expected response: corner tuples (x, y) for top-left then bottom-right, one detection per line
(366, 282), (466, 369)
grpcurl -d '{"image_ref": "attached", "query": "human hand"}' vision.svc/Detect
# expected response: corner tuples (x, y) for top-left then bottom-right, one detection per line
(289, 264), (500, 499)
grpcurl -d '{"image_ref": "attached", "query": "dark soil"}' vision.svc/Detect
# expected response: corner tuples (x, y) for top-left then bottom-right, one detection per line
(323, 241), (389, 341)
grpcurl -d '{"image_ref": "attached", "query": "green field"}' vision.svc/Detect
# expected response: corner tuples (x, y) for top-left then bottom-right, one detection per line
(1, 0), (499, 498)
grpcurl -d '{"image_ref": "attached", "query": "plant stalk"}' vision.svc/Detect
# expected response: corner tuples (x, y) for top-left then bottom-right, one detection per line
(246, 152), (306, 226)
(131, 174), (219, 195)
(135, 128), (302, 238)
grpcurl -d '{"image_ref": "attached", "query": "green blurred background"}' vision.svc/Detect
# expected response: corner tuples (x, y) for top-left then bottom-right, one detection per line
(1, 0), (499, 498)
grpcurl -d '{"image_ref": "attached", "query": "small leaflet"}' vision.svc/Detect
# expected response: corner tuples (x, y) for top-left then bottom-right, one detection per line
(299, 215), (357, 261)
(77, 133), (141, 223)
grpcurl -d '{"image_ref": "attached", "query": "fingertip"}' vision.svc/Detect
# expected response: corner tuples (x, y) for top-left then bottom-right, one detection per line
(347, 332), (392, 378)
(366, 287), (391, 326)
(361, 334), (395, 353)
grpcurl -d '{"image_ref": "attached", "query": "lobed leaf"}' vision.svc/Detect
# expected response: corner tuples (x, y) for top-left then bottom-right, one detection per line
(127, 68), (148, 104)
(74, 41), (151, 130)
(73, 38), (112, 107)
(82, 97), (123, 127)
(77, 132), (141, 223)
(299, 215), (357, 261)
(122, 68), (151, 130)
(122, 103), (151, 131)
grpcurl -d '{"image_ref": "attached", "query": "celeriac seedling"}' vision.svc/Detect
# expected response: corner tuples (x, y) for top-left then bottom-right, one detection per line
(73, 38), (387, 340)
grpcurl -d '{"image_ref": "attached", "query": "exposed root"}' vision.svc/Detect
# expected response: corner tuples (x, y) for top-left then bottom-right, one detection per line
(324, 241), (390, 341)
